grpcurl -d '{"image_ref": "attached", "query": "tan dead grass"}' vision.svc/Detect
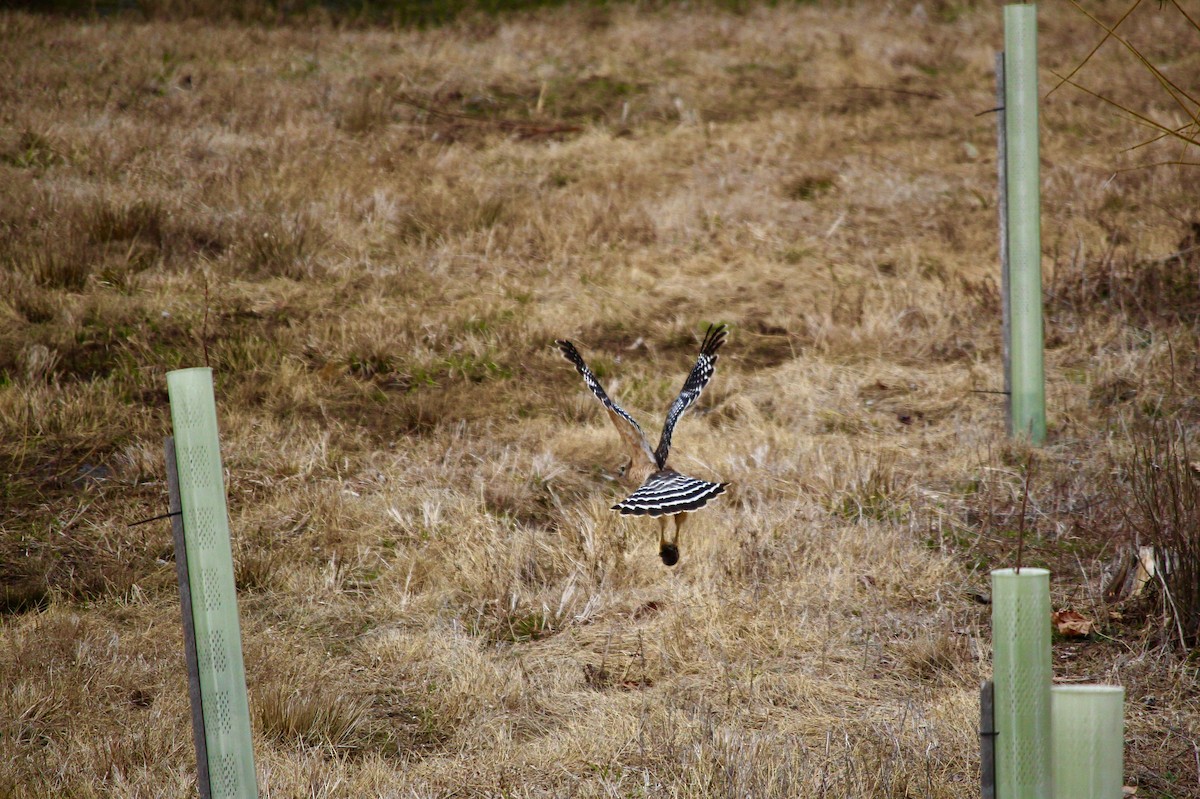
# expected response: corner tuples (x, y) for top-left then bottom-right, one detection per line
(2, 1), (1199, 796)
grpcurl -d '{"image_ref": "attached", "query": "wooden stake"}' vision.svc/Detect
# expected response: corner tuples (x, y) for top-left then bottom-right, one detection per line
(981, 680), (997, 799)
(167, 436), (211, 799)
(996, 52), (1012, 432)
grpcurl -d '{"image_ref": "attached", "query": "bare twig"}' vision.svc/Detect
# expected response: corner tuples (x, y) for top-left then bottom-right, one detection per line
(1155, 563), (1189, 653)
(1111, 159), (1200, 172)
(1172, 0), (1200, 33)
(802, 84), (943, 101)
(1051, 72), (1199, 151)
(1133, 244), (1200, 265)
(1055, 0), (1200, 172)
(1016, 452), (1035, 574)
(1047, 0), (1144, 99)
(1064, 0), (1200, 116)
(128, 510), (182, 528)
(1120, 121), (1199, 153)
(202, 273), (211, 368)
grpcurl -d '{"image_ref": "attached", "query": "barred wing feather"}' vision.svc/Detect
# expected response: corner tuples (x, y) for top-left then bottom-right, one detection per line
(556, 339), (655, 468)
(653, 323), (727, 469)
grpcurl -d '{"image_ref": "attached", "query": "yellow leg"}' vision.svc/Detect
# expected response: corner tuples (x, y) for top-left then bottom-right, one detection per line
(674, 512), (689, 549)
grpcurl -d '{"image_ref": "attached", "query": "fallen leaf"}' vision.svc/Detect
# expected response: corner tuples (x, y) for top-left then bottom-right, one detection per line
(1123, 786), (1137, 797)
(1052, 610), (1094, 638)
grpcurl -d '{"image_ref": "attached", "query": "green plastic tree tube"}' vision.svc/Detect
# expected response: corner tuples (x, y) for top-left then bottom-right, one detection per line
(1004, 4), (1046, 445)
(991, 568), (1051, 799)
(1052, 685), (1124, 799)
(167, 367), (258, 799)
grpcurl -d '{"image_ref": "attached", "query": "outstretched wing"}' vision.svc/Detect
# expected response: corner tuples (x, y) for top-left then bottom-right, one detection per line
(556, 340), (655, 470)
(653, 323), (727, 469)
(612, 470), (727, 516)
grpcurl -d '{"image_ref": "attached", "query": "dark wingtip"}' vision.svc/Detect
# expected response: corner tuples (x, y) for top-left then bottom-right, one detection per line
(702, 323), (728, 356)
(556, 339), (583, 365)
(660, 543), (680, 566)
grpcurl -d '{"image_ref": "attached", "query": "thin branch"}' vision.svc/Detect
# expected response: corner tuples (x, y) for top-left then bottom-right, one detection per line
(1112, 160), (1200, 172)
(129, 510), (182, 528)
(1170, 0), (1200, 36)
(1120, 121), (1200, 153)
(202, 273), (211, 368)
(1047, 0), (1143, 99)
(1016, 452), (1035, 574)
(1065, 0), (1200, 120)
(1155, 562), (1189, 653)
(1051, 72), (1200, 150)
(1137, 244), (1200, 265)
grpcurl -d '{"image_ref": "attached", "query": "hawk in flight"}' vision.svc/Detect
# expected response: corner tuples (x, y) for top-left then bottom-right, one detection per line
(556, 324), (729, 566)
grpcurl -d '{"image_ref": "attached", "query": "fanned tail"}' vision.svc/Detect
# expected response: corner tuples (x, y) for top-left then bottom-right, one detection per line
(612, 470), (728, 517)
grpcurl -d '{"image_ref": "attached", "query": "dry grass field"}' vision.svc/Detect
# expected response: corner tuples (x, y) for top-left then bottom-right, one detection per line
(2, 0), (1199, 796)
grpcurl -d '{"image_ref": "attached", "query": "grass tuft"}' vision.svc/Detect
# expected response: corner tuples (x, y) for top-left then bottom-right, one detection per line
(1, 128), (67, 170)
(240, 210), (328, 280)
(831, 453), (908, 524)
(257, 685), (383, 753)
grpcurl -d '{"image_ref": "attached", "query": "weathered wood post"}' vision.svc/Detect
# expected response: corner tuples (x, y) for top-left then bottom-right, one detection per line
(996, 52), (1011, 431)
(981, 680), (996, 799)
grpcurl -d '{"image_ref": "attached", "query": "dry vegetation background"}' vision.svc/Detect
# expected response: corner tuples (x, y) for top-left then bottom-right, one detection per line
(2, 0), (1199, 796)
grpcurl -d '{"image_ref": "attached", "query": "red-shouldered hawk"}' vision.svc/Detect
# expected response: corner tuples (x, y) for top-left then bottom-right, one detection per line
(556, 324), (729, 566)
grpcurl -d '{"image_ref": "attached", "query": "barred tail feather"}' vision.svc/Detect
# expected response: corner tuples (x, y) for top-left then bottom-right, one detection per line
(612, 470), (728, 517)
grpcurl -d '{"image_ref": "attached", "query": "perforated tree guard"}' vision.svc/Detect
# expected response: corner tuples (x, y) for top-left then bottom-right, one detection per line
(1052, 686), (1124, 799)
(167, 368), (257, 799)
(1003, 3), (1045, 445)
(991, 568), (1051, 799)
